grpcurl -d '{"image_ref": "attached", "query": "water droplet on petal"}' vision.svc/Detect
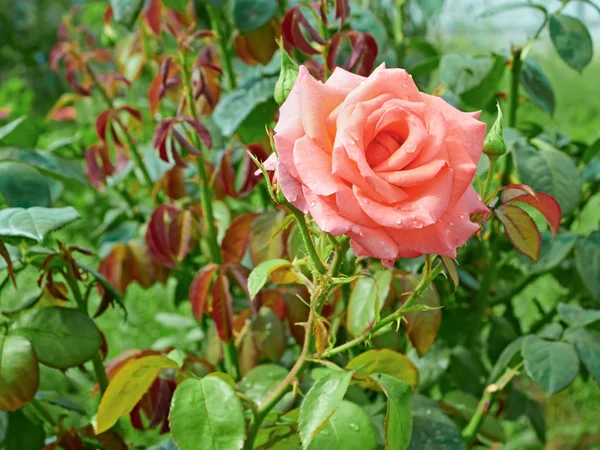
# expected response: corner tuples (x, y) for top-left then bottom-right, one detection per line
(477, 194), (482, 201)
(413, 221), (423, 229)
(449, 221), (454, 226)
(361, 198), (369, 204)
(395, 219), (402, 225)
(351, 225), (361, 234)
(459, 213), (467, 220)
(310, 201), (316, 207)
(360, 81), (366, 86)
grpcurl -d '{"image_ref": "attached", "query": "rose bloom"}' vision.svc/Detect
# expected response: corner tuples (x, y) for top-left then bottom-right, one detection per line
(267, 64), (488, 265)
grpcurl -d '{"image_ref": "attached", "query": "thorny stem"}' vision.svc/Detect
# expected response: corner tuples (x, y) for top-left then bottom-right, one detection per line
(206, 4), (237, 90)
(462, 363), (523, 447)
(63, 271), (109, 395)
(86, 65), (154, 190)
(288, 204), (327, 276)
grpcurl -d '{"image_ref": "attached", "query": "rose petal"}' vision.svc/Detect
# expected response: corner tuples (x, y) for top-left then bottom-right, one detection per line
(325, 66), (365, 91)
(293, 135), (344, 196)
(279, 160), (308, 212)
(303, 187), (353, 235)
(346, 224), (400, 261)
(378, 159), (447, 187)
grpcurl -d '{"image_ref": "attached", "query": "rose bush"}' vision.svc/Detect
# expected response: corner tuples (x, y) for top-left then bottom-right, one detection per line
(269, 64), (488, 264)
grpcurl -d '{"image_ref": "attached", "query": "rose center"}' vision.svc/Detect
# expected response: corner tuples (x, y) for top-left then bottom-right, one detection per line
(365, 130), (405, 168)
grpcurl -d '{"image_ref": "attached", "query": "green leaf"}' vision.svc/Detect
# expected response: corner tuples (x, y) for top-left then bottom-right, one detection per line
(563, 327), (600, 384)
(162, 0), (187, 11)
(248, 259), (292, 299)
(583, 154), (600, 182)
(415, 0), (444, 17)
(299, 369), (353, 448)
(441, 391), (504, 441)
(251, 307), (286, 361)
(11, 306), (101, 369)
(520, 57), (556, 115)
(439, 54), (505, 108)
(309, 400), (378, 450)
(575, 231), (600, 300)
(0, 335), (39, 411)
(5, 409), (45, 450)
(522, 335), (579, 396)
(346, 271), (392, 337)
(346, 349), (419, 390)
(538, 323), (563, 340)
(237, 364), (289, 407)
(0, 117), (26, 141)
(557, 303), (600, 327)
(373, 373), (413, 450)
(479, 2), (547, 18)
(170, 377), (246, 450)
(0, 162), (58, 207)
(213, 76), (278, 138)
(0, 206), (80, 245)
(409, 394), (466, 450)
(0, 147), (87, 184)
(97, 355), (179, 433)
(274, 47), (299, 105)
(513, 139), (582, 214)
(110, 0), (144, 28)
(488, 337), (523, 384)
(233, 0), (278, 34)
(525, 231), (576, 274)
(549, 14), (593, 71)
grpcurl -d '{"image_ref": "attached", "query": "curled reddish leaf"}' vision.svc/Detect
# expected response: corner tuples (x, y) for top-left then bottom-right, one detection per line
(225, 264), (253, 308)
(85, 143), (117, 191)
(281, 6), (326, 56)
(144, 0), (162, 35)
(500, 184), (537, 203)
(211, 274), (234, 342)
(335, 0), (350, 24)
(256, 289), (286, 321)
(96, 109), (113, 142)
(182, 116), (212, 149)
(327, 30), (378, 76)
(221, 214), (258, 264)
(66, 69), (91, 96)
(504, 192), (562, 237)
(118, 105), (143, 122)
(103, 6), (113, 25)
(99, 244), (133, 294)
(496, 204), (542, 262)
(189, 264), (220, 320)
(160, 166), (186, 200)
(146, 205), (181, 268)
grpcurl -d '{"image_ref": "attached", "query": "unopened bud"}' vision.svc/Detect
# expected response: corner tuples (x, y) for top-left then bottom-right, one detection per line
(274, 42), (299, 105)
(483, 102), (507, 159)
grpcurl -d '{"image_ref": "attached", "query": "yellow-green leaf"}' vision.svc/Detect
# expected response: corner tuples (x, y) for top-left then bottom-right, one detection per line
(95, 355), (178, 433)
(495, 204), (541, 262)
(346, 349), (419, 390)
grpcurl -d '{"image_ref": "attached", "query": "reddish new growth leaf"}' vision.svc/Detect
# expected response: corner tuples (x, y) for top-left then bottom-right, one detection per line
(234, 19), (280, 66)
(144, 0), (163, 35)
(221, 214), (259, 264)
(146, 204), (196, 268)
(85, 142), (129, 191)
(327, 31), (378, 76)
(501, 185), (562, 237)
(335, 0), (351, 24)
(219, 144), (268, 199)
(189, 264), (220, 320)
(211, 274), (234, 342)
(496, 204), (542, 262)
(281, 6), (327, 56)
(131, 377), (176, 433)
(152, 116), (212, 167)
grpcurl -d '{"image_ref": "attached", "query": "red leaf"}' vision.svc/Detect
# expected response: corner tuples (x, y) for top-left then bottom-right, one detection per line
(103, 5), (113, 25)
(172, 128), (201, 156)
(221, 214), (258, 263)
(189, 264), (220, 320)
(225, 264), (253, 308)
(496, 204), (542, 262)
(168, 209), (193, 262)
(119, 105), (143, 122)
(0, 241), (16, 288)
(256, 289), (286, 321)
(500, 184), (537, 203)
(148, 74), (162, 118)
(144, 0), (162, 35)
(96, 110), (112, 142)
(148, 379), (174, 429)
(146, 205), (178, 269)
(335, 0), (350, 23)
(211, 274), (234, 342)
(505, 193), (562, 237)
(182, 116), (212, 149)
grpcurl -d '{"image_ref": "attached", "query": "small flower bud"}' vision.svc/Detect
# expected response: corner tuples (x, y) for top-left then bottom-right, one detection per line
(274, 42), (299, 105)
(483, 102), (507, 160)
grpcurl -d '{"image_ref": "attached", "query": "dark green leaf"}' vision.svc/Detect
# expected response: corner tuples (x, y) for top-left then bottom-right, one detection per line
(488, 337), (523, 384)
(0, 147), (87, 184)
(522, 335), (579, 396)
(299, 369), (353, 448)
(409, 394), (466, 450)
(513, 139), (582, 214)
(575, 231), (600, 299)
(520, 57), (556, 115)
(275, 48), (299, 106)
(110, 0), (144, 28)
(5, 409), (45, 450)
(170, 377), (246, 450)
(538, 323), (563, 340)
(563, 327), (600, 384)
(373, 373), (413, 450)
(557, 303), (600, 327)
(0, 335), (39, 411)
(415, 0), (445, 17)
(162, 0), (188, 11)
(346, 271), (392, 337)
(11, 306), (101, 369)
(525, 232), (576, 274)
(549, 14), (593, 71)
(440, 391), (504, 441)
(233, 0), (278, 34)
(0, 162), (57, 207)
(0, 206), (80, 245)
(309, 401), (378, 450)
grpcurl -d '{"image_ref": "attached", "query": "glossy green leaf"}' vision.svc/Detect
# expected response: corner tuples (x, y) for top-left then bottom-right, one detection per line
(526, 232), (576, 274)
(5, 409), (45, 450)
(441, 391), (504, 441)
(11, 306), (100, 369)
(0, 206), (80, 245)
(521, 57), (556, 115)
(0, 147), (87, 184)
(346, 349), (419, 390)
(409, 394), (466, 450)
(522, 335), (579, 396)
(549, 14), (593, 71)
(299, 369), (353, 448)
(346, 271), (392, 337)
(237, 364), (288, 407)
(110, 0), (144, 28)
(513, 139), (582, 214)
(0, 117), (25, 141)
(308, 401), (378, 450)
(0, 335), (39, 411)
(557, 303), (600, 327)
(97, 355), (178, 433)
(248, 259), (292, 300)
(373, 373), (413, 450)
(170, 377), (246, 450)
(563, 327), (600, 384)
(233, 0), (278, 34)
(495, 204), (541, 262)
(0, 162), (58, 207)
(575, 231), (600, 299)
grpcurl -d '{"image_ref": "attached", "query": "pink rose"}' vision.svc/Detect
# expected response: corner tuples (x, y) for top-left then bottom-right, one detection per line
(268, 64), (488, 264)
